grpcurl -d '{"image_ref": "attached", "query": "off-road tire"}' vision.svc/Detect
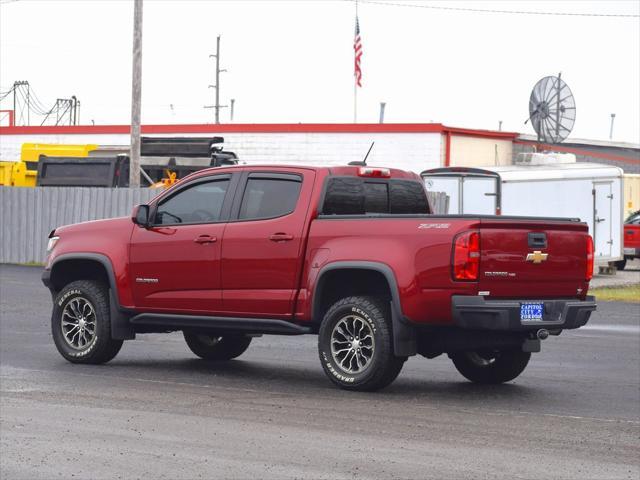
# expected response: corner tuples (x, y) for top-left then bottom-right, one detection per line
(51, 280), (123, 364)
(450, 349), (531, 384)
(615, 259), (627, 271)
(318, 296), (406, 391)
(183, 332), (252, 361)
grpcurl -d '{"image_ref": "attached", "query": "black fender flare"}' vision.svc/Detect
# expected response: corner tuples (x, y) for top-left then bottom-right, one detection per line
(43, 253), (135, 340)
(312, 261), (416, 357)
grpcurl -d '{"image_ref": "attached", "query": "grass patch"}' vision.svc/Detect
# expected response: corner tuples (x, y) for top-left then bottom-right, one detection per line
(590, 285), (640, 303)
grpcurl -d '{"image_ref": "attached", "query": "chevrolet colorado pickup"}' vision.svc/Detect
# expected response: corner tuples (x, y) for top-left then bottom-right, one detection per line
(43, 164), (597, 391)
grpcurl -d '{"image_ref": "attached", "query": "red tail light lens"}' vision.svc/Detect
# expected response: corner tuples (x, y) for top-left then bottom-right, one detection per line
(453, 231), (480, 281)
(586, 235), (594, 281)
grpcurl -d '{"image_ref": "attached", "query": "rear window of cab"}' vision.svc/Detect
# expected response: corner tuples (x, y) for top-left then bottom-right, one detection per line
(321, 177), (431, 215)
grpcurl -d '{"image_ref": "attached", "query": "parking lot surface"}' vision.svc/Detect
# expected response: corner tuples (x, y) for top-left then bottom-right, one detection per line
(1, 264), (639, 479)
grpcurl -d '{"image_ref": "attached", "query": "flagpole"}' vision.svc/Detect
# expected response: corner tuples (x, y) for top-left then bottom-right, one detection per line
(354, 0), (358, 123)
(354, 81), (357, 123)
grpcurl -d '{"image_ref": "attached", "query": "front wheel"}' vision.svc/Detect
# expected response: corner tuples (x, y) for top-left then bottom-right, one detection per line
(183, 332), (252, 361)
(51, 280), (123, 364)
(318, 296), (406, 391)
(450, 349), (531, 384)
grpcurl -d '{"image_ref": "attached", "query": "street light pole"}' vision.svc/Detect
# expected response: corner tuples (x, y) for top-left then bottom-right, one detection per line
(609, 113), (616, 140)
(129, 0), (143, 187)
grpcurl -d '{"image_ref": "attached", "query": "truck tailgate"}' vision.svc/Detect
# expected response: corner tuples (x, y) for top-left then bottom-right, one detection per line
(479, 218), (590, 298)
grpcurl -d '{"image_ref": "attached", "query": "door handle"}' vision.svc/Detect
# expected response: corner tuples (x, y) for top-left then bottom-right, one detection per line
(596, 217), (605, 223)
(194, 235), (217, 244)
(269, 233), (294, 242)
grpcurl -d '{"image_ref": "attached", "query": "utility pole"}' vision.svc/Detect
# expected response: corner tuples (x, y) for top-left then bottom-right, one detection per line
(609, 113), (616, 140)
(379, 102), (386, 123)
(230, 98), (235, 122)
(129, 0), (143, 187)
(204, 35), (226, 123)
(13, 80), (30, 126)
(214, 35), (220, 124)
(26, 82), (30, 126)
(71, 96), (77, 125)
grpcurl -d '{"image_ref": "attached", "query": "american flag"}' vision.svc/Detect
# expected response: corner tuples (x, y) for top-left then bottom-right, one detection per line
(354, 16), (362, 87)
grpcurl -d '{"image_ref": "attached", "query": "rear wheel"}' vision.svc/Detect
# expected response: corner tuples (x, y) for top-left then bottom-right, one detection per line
(183, 332), (252, 361)
(318, 296), (405, 391)
(615, 259), (627, 271)
(450, 349), (531, 384)
(51, 280), (123, 364)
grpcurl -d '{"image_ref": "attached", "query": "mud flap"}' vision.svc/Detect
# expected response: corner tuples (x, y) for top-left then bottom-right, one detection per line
(110, 289), (135, 340)
(391, 301), (416, 357)
(522, 338), (541, 353)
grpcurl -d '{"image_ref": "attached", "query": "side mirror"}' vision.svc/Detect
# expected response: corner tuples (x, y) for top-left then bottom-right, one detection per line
(132, 204), (150, 227)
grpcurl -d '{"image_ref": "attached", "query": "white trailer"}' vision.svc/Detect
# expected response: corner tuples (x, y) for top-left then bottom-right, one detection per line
(422, 162), (624, 265)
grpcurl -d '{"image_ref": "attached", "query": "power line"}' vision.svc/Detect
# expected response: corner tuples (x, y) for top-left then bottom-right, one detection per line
(28, 86), (52, 113)
(2, 81), (81, 125)
(352, 0), (640, 18)
(0, 87), (14, 102)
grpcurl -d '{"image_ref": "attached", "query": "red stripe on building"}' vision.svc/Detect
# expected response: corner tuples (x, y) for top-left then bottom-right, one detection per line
(0, 122), (519, 139)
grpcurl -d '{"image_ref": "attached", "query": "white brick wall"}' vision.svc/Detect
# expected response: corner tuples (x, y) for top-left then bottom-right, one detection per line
(0, 131), (443, 174)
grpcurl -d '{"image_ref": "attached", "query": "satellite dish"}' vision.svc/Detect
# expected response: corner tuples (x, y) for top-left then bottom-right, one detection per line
(527, 73), (576, 143)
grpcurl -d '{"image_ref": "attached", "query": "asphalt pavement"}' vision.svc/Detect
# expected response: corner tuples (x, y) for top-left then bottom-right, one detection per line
(1, 264), (639, 480)
(591, 258), (640, 288)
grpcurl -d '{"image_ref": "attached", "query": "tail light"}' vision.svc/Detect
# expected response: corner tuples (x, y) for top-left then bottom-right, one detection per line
(453, 231), (480, 281)
(586, 235), (594, 281)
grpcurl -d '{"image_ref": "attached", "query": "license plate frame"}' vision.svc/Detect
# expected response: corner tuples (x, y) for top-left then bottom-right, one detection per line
(520, 302), (544, 321)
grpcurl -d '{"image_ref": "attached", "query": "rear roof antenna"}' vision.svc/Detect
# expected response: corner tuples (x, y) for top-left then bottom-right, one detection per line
(348, 141), (375, 166)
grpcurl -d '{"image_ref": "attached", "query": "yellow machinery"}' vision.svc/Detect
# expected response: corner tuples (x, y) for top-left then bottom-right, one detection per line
(1, 138), (236, 188)
(149, 170), (178, 189)
(0, 143), (98, 187)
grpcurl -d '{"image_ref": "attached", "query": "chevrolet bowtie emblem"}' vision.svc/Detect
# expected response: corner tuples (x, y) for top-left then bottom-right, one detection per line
(526, 250), (548, 264)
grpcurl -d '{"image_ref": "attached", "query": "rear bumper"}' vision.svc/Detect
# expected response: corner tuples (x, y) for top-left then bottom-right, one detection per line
(451, 295), (596, 331)
(623, 247), (639, 257)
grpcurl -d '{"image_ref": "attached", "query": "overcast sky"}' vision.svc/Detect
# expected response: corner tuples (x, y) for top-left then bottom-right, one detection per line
(1, 0), (639, 143)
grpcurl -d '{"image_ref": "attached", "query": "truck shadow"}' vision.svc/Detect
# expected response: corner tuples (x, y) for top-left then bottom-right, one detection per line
(106, 356), (537, 402)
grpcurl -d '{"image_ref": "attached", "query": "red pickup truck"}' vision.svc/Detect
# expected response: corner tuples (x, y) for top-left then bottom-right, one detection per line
(616, 210), (640, 270)
(43, 165), (596, 391)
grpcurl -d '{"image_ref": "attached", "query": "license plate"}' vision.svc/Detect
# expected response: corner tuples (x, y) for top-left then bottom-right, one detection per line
(520, 302), (544, 321)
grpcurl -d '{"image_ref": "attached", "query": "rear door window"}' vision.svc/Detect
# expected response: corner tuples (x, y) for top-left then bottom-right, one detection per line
(238, 174), (302, 220)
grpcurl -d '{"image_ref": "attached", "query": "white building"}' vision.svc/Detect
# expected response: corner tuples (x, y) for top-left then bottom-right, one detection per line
(0, 122), (518, 174)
